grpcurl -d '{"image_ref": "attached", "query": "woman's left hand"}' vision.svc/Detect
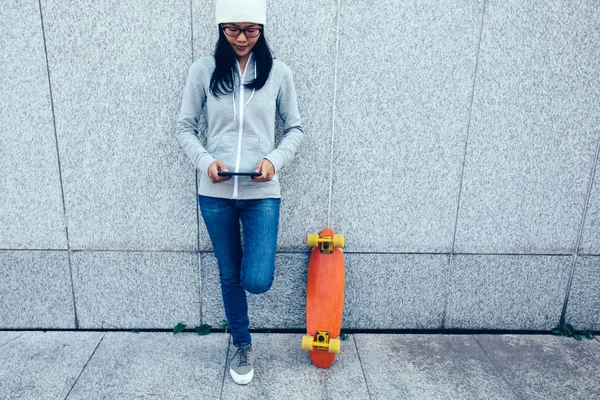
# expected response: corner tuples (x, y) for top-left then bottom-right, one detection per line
(252, 158), (275, 182)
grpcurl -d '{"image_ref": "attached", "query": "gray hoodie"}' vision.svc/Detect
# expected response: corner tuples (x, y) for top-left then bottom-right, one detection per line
(176, 53), (304, 199)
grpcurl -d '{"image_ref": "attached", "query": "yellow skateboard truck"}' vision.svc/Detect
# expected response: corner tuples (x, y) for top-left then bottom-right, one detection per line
(307, 234), (345, 254)
(302, 331), (341, 354)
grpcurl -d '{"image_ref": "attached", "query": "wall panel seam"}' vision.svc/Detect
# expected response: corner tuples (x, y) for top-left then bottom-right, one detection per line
(326, 0), (342, 228)
(559, 130), (600, 327)
(190, 0), (202, 323)
(443, 0), (488, 329)
(38, 0), (79, 329)
(190, 0), (201, 254)
(450, 0), (488, 256)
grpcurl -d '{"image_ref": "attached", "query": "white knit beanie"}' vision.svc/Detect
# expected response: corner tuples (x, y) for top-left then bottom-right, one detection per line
(215, 0), (267, 26)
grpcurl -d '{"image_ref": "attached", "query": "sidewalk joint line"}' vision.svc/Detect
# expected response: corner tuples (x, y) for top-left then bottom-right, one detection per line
(353, 335), (373, 400)
(219, 336), (231, 400)
(63, 332), (106, 400)
(0, 332), (28, 348)
(473, 335), (523, 400)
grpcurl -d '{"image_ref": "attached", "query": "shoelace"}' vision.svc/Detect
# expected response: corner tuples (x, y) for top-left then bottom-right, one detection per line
(236, 345), (251, 366)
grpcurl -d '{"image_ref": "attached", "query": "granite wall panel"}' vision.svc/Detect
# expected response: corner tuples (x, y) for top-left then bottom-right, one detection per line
(330, 0), (485, 252)
(445, 255), (571, 330)
(565, 256), (600, 331)
(0, 1), (67, 249)
(41, 0), (198, 251)
(0, 251), (74, 328)
(72, 251), (201, 329)
(343, 253), (449, 329)
(580, 164), (600, 254)
(201, 252), (308, 328)
(454, 1), (600, 254)
(203, 252), (448, 330)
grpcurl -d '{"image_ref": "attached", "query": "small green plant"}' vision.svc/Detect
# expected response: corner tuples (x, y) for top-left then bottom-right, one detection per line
(340, 331), (350, 341)
(195, 324), (212, 336)
(173, 322), (214, 336)
(131, 329), (140, 333)
(552, 324), (595, 341)
(219, 319), (230, 333)
(173, 322), (187, 334)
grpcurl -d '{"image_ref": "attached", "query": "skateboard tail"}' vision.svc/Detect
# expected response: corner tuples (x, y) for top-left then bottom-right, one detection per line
(310, 351), (336, 369)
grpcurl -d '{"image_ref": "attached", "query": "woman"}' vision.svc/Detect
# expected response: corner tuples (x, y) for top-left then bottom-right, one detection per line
(176, 0), (304, 385)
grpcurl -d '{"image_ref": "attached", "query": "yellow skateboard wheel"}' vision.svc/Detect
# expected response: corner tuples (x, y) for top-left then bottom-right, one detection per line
(307, 233), (319, 248)
(302, 335), (314, 351)
(328, 338), (341, 354)
(333, 234), (344, 249)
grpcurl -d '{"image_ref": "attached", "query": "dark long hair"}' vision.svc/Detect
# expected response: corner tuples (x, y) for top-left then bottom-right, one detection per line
(209, 26), (273, 99)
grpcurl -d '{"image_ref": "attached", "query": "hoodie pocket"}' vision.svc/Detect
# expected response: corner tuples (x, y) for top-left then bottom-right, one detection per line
(214, 133), (239, 170)
(237, 135), (262, 185)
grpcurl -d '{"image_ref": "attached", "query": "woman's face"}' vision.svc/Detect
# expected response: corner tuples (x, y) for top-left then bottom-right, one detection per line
(221, 22), (262, 59)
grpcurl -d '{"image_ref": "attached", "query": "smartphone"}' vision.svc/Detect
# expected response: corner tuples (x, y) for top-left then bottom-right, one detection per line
(217, 170), (262, 177)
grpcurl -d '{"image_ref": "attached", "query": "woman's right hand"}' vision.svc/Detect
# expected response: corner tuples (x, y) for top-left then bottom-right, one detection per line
(207, 160), (231, 183)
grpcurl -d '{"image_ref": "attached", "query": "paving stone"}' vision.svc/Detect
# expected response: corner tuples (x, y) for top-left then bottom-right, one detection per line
(221, 333), (369, 400)
(66, 332), (228, 399)
(355, 334), (518, 400)
(476, 334), (600, 400)
(0, 331), (103, 400)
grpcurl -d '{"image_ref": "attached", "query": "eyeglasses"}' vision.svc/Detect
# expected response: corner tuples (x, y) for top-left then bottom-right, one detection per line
(222, 25), (262, 38)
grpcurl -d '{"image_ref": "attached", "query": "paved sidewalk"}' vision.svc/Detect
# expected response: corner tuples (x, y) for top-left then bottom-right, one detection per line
(0, 331), (599, 399)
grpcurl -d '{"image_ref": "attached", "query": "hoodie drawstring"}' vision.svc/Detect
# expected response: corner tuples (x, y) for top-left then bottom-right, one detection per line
(232, 60), (257, 121)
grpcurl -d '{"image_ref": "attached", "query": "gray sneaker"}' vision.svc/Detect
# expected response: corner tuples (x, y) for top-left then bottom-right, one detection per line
(229, 344), (255, 385)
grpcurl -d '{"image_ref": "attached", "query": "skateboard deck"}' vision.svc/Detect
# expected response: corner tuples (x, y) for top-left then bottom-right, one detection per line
(302, 228), (345, 368)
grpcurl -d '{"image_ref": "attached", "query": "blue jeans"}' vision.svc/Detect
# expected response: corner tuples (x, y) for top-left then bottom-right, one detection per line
(198, 195), (280, 348)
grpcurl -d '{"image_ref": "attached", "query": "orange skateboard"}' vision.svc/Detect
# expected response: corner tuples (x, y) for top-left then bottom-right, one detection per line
(301, 228), (345, 368)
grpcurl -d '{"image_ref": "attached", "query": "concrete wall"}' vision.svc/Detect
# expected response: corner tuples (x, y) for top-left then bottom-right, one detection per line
(1, 0), (599, 331)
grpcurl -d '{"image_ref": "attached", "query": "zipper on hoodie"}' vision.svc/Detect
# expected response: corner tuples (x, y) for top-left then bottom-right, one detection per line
(232, 64), (245, 199)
